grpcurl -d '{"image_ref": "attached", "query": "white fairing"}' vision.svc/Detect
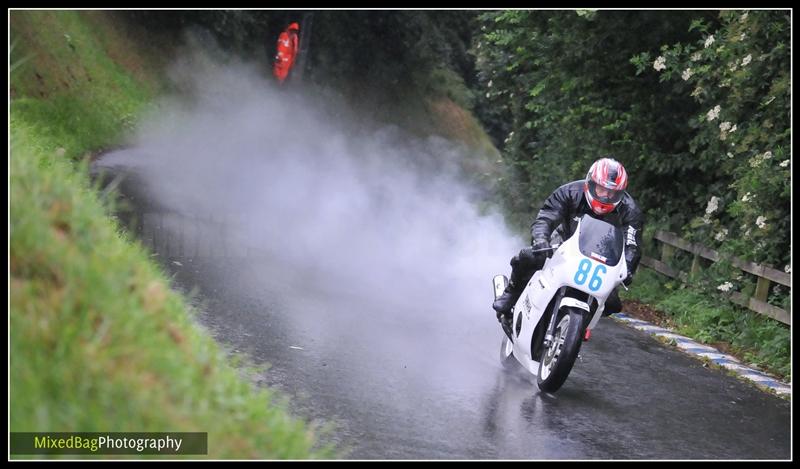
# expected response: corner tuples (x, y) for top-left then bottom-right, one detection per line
(508, 217), (627, 375)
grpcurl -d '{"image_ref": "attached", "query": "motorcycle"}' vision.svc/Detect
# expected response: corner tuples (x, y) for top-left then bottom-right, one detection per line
(493, 214), (627, 393)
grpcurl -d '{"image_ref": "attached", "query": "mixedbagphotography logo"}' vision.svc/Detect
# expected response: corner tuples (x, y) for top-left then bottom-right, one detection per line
(10, 432), (208, 455)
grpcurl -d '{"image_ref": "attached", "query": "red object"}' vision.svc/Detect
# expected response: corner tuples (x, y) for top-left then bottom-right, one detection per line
(273, 24), (300, 84)
(583, 328), (592, 342)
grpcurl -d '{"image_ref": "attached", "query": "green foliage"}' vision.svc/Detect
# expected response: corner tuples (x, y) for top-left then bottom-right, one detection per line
(307, 11), (480, 107)
(10, 10), (159, 157)
(474, 10), (713, 234)
(648, 11), (790, 269)
(423, 66), (476, 111)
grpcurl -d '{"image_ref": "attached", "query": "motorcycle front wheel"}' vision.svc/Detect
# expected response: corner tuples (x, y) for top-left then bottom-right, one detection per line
(536, 307), (584, 393)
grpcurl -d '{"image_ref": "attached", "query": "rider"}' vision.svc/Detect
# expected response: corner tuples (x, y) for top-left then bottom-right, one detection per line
(492, 157), (645, 327)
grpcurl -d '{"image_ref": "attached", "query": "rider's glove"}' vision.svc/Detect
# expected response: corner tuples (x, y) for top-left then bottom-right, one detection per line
(532, 238), (550, 252)
(531, 238), (550, 261)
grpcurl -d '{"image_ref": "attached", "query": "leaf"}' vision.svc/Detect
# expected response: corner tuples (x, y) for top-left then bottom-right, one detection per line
(528, 82), (546, 97)
(688, 19), (708, 33)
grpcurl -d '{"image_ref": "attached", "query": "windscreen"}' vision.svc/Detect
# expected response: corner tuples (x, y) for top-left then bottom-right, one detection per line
(577, 215), (624, 265)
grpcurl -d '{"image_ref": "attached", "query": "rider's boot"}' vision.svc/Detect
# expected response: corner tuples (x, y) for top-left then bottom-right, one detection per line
(493, 269), (526, 324)
(494, 283), (521, 340)
(493, 282), (519, 320)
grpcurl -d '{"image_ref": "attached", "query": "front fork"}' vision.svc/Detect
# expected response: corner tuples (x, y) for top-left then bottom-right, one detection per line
(543, 287), (595, 347)
(543, 287), (566, 348)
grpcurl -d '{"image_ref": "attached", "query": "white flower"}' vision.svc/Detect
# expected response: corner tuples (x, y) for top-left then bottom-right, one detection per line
(784, 265), (791, 274)
(740, 33), (746, 41)
(705, 35), (715, 48)
(487, 80), (493, 88)
(691, 86), (703, 98)
(719, 121), (732, 132)
(715, 228), (728, 241)
(756, 216), (768, 229)
(702, 214), (712, 225)
(717, 282), (733, 292)
(485, 92), (491, 99)
(729, 62), (738, 72)
(741, 54), (752, 67)
(705, 196), (720, 214)
(749, 151), (774, 168)
(691, 52), (702, 62)
(729, 124), (737, 133)
(740, 12), (749, 23)
(779, 159), (790, 168)
(706, 105), (721, 121)
(727, 152), (734, 158)
(653, 56), (666, 71)
(682, 68), (694, 81)
(742, 192), (753, 202)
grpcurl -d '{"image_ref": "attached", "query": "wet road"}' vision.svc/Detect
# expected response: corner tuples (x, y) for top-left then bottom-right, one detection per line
(93, 157), (791, 460)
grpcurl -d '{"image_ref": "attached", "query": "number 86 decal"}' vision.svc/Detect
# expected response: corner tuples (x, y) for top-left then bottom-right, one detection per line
(574, 259), (606, 291)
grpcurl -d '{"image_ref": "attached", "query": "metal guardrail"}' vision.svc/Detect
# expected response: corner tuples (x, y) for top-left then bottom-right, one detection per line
(640, 230), (791, 326)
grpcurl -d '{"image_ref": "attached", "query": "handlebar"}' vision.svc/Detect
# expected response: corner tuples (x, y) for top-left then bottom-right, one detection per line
(531, 243), (560, 254)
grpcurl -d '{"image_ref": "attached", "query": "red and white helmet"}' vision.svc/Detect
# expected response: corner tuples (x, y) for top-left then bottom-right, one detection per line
(584, 158), (628, 215)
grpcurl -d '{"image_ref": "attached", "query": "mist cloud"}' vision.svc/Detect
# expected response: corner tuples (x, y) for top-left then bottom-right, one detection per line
(97, 40), (525, 396)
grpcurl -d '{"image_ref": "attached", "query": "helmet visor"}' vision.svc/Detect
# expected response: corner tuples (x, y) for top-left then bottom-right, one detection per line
(587, 180), (624, 205)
